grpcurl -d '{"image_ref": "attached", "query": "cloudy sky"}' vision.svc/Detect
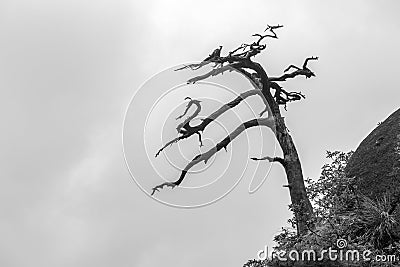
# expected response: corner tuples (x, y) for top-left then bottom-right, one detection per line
(1, 0), (400, 266)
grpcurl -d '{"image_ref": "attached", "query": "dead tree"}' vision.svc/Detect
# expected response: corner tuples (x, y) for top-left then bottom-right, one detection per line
(152, 25), (317, 235)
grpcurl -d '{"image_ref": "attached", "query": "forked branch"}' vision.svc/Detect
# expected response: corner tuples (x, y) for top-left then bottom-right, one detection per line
(174, 25), (283, 78)
(270, 56), (319, 81)
(303, 56), (319, 69)
(175, 46), (224, 71)
(270, 82), (305, 107)
(175, 97), (202, 133)
(152, 117), (275, 195)
(155, 97), (202, 158)
(151, 25), (317, 236)
(155, 89), (270, 157)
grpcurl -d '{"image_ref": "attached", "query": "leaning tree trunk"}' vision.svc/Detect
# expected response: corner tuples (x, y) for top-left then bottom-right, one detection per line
(275, 114), (314, 234)
(151, 25), (317, 235)
(258, 69), (314, 235)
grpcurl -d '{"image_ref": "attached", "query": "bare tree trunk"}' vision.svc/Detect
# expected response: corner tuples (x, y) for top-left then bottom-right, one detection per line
(261, 84), (314, 235)
(275, 115), (313, 234)
(152, 25), (317, 235)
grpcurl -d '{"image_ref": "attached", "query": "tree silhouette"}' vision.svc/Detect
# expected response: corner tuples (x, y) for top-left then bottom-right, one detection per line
(151, 25), (317, 235)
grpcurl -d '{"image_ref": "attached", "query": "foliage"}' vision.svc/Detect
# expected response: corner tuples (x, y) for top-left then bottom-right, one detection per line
(348, 195), (399, 249)
(259, 151), (400, 267)
(243, 259), (268, 267)
(306, 151), (356, 219)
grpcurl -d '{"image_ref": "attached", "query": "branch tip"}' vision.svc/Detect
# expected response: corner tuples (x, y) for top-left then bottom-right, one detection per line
(151, 181), (177, 196)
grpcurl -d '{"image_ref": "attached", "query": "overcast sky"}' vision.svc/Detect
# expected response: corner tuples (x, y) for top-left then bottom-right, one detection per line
(1, 1), (400, 266)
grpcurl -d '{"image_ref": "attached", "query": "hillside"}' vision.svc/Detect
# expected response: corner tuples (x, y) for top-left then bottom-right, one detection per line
(345, 107), (400, 227)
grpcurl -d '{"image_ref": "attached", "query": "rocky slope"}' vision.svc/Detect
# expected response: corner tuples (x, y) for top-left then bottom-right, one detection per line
(345, 107), (400, 224)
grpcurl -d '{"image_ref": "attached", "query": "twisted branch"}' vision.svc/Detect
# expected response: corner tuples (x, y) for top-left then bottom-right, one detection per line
(175, 61), (213, 71)
(152, 117), (275, 195)
(269, 81), (305, 107)
(187, 64), (237, 84)
(174, 24), (283, 78)
(155, 89), (270, 157)
(175, 97), (202, 132)
(270, 57), (319, 81)
(250, 155), (286, 167)
(152, 26), (318, 206)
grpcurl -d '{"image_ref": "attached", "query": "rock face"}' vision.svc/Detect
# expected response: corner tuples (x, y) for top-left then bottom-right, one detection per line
(345, 107), (400, 221)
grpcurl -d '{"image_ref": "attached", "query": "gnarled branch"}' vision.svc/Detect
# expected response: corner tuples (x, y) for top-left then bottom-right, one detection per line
(155, 97), (202, 158)
(250, 155), (286, 167)
(155, 89), (271, 157)
(303, 56), (319, 69)
(151, 25), (318, 235)
(155, 135), (185, 158)
(187, 64), (236, 84)
(152, 117), (275, 195)
(270, 56), (319, 81)
(175, 97), (202, 133)
(174, 61), (213, 71)
(175, 24), (283, 78)
(269, 81), (305, 108)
